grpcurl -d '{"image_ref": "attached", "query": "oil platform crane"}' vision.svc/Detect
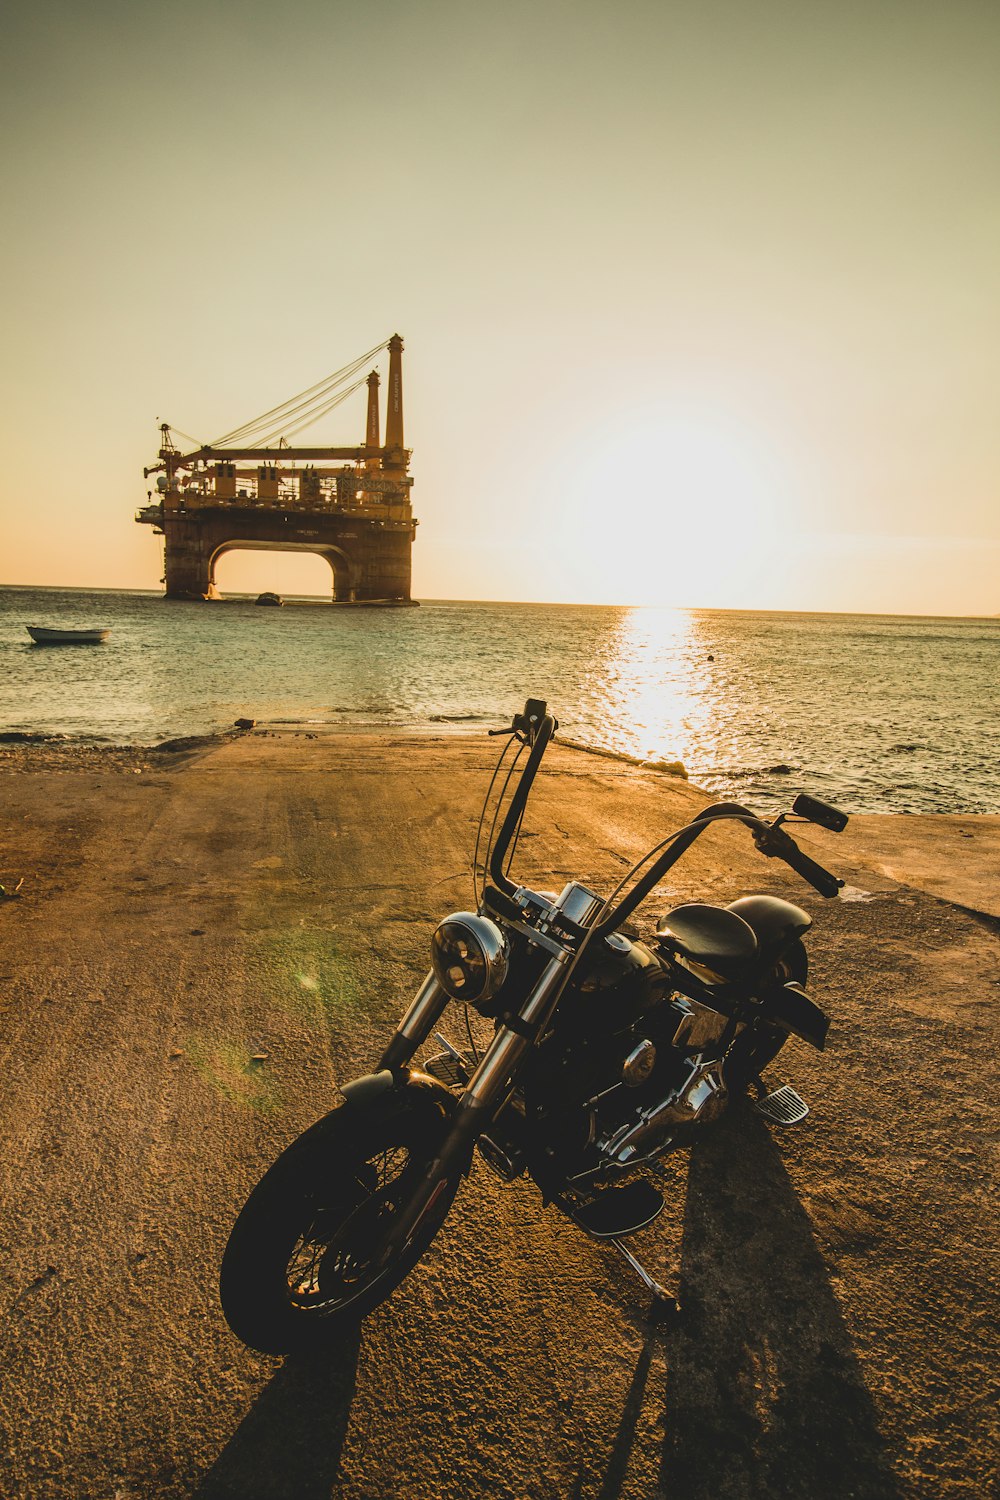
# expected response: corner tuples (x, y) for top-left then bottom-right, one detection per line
(137, 334), (417, 602)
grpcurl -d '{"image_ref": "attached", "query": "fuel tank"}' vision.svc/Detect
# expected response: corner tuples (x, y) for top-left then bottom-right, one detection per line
(570, 934), (670, 1032)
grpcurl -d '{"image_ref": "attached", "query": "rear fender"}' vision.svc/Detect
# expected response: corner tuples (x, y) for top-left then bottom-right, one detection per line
(758, 981), (829, 1051)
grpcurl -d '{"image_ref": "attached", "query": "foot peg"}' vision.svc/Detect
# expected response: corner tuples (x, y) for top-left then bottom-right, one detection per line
(753, 1083), (809, 1125)
(567, 1180), (664, 1239)
(478, 1134), (526, 1182)
(423, 1037), (475, 1089)
(552, 1183), (677, 1315)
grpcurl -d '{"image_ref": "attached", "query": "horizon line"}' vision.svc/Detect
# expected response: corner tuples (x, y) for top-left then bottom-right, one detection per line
(0, 581), (996, 622)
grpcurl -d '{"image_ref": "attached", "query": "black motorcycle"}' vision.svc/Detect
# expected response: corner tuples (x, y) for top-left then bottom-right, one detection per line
(221, 699), (848, 1354)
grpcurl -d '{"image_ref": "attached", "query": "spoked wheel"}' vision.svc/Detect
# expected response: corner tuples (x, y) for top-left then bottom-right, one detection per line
(284, 1143), (407, 1309)
(724, 940), (809, 1090)
(220, 1083), (461, 1355)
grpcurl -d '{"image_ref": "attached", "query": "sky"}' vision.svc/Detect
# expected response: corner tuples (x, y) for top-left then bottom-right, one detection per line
(1, 0), (997, 613)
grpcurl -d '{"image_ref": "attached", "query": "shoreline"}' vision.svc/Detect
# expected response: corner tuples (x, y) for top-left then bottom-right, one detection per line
(2, 719), (998, 819)
(4, 597), (997, 822)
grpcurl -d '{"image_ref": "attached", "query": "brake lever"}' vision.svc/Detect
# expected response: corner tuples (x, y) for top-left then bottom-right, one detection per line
(488, 726), (517, 738)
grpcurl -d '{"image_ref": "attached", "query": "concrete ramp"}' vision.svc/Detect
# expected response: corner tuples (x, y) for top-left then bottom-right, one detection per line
(797, 814), (1000, 919)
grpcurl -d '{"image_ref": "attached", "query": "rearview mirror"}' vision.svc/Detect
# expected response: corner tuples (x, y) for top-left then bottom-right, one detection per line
(792, 793), (849, 833)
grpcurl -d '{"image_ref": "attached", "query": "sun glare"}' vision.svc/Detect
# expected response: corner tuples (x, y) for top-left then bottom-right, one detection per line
(601, 606), (717, 769)
(556, 405), (795, 607)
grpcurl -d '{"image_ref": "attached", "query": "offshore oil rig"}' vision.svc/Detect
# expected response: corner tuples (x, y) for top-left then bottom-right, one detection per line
(137, 334), (416, 601)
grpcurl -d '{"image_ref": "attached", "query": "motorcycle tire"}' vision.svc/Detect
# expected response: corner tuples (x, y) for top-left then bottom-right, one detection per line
(220, 1083), (461, 1355)
(724, 939), (809, 1088)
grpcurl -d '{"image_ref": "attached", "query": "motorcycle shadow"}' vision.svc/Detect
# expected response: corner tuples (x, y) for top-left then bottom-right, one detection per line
(591, 1106), (901, 1500)
(194, 1111), (901, 1500)
(192, 1328), (361, 1500)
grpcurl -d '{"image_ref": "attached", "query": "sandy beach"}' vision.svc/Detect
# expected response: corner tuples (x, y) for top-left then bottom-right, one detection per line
(0, 729), (996, 1500)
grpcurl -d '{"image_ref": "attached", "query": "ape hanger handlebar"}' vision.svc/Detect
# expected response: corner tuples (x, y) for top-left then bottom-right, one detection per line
(485, 701), (845, 934)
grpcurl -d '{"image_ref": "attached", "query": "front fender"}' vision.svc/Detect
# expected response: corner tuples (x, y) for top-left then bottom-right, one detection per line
(339, 1066), (457, 1119)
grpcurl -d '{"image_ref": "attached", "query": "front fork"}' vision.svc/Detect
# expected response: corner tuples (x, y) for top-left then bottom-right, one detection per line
(377, 972), (451, 1075)
(376, 953), (571, 1254)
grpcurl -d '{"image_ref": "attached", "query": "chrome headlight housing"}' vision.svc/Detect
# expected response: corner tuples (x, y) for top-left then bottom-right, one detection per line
(431, 913), (509, 1007)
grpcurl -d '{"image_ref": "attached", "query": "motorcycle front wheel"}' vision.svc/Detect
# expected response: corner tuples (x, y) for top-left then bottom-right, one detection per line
(220, 1084), (461, 1355)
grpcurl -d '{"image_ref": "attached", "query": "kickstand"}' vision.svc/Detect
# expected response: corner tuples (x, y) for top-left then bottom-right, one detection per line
(608, 1237), (679, 1319)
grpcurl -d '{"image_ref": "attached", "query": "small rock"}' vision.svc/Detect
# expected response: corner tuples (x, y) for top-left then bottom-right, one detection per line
(233, 718), (256, 731)
(645, 759), (687, 778)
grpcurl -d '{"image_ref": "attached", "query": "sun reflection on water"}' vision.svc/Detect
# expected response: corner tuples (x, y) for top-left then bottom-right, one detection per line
(588, 607), (719, 773)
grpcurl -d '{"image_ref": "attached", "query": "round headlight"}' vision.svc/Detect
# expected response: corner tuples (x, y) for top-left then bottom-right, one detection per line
(431, 913), (508, 1005)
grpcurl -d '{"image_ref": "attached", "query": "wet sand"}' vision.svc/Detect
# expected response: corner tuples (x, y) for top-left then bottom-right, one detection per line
(0, 730), (997, 1499)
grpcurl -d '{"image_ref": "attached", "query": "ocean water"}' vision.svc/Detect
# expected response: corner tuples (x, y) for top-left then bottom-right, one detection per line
(1, 586), (997, 815)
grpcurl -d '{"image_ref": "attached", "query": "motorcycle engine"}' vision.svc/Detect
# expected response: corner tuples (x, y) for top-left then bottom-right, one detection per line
(582, 997), (732, 1176)
(519, 946), (736, 1186)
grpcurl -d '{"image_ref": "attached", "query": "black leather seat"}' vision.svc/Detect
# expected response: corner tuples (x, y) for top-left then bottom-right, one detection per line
(653, 903), (758, 982)
(726, 895), (811, 964)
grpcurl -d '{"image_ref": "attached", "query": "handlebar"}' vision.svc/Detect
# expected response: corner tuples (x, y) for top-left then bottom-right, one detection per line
(586, 806), (844, 940)
(485, 703), (844, 927)
(782, 845), (844, 899)
(752, 824), (844, 898)
(590, 803), (763, 939)
(488, 703), (558, 894)
(487, 699), (553, 744)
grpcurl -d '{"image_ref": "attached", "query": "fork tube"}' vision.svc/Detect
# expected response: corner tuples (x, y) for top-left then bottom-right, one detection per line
(377, 973), (449, 1072)
(463, 953), (569, 1106)
(380, 953), (570, 1254)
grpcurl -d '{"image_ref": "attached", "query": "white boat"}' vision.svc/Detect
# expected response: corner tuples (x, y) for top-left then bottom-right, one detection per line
(26, 626), (111, 645)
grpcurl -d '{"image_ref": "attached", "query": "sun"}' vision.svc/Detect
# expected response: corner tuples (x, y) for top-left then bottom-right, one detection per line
(551, 402), (796, 607)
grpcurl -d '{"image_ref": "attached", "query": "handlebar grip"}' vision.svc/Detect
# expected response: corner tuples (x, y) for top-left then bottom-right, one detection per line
(782, 842), (843, 898)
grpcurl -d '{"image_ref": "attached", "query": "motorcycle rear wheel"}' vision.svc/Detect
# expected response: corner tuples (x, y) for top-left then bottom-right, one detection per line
(220, 1087), (461, 1355)
(725, 939), (809, 1087)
